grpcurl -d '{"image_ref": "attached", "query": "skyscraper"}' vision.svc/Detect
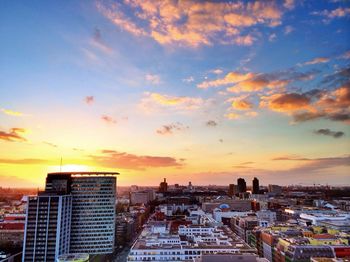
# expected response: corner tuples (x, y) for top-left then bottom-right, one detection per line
(228, 184), (238, 197)
(22, 172), (118, 262)
(237, 178), (247, 193)
(22, 194), (72, 262)
(252, 177), (259, 194)
(159, 178), (168, 193)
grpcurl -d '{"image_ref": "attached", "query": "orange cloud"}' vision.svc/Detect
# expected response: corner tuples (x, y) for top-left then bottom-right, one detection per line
(97, 1), (289, 47)
(1, 108), (23, 117)
(91, 150), (184, 170)
(232, 99), (254, 110)
(140, 92), (205, 112)
(0, 128), (27, 142)
(261, 93), (311, 112)
(198, 72), (254, 89)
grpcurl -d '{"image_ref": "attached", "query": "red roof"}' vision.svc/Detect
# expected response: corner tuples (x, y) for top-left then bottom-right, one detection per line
(313, 234), (336, 239)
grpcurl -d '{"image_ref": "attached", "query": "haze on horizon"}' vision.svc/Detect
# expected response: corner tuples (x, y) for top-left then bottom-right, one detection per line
(0, 0), (349, 188)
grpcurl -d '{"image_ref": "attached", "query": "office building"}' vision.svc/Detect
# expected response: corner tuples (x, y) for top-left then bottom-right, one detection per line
(22, 194), (72, 262)
(252, 177), (259, 194)
(228, 184), (238, 197)
(237, 178), (247, 193)
(22, 172), (118, 261)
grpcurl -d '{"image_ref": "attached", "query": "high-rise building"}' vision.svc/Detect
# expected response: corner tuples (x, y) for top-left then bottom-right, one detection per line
(237, 178), (247, 193)
(22, 194), (72, 262)
(69, 174), (116, 254)
(159, 178), (168, 193)
(252, 177), (259, 194)
(22, 172), (118, 262)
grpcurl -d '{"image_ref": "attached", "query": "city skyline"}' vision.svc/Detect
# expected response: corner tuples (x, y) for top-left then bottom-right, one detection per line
(0, 1), (350, 188)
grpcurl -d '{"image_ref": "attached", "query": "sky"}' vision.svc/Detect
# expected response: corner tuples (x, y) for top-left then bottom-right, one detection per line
(0, 0), (349, 188)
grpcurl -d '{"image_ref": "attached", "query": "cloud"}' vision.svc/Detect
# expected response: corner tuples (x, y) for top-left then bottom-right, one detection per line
(0, 158), (48, 165)
(231, 99), (254, 110)
(84, 96), (94, 105)
(0, 128), (27, 142)
(183, 76), (194, 83)
(225, 112), (240, 120)
(271, 155), (350, 173)
(198, 71), (254, 89)
(211, 69), (223, 75)
(156, 122), (189, 135)
(199, 68), (316, 92)
(339, 50), (350, 60)
(91, 149), (184, 170)
(43, 141), (58, 148)
(1, 108), (23, 117)
(313, 128), (345, 138)
(140, 92), (205, 112)
(284, 0), (295, 10)
(145, 74), (161, 85)
(284, 25), (294, 35)
(97, 1), (290, 47)
(261, 93), (311, 112)
(304, 57), (330, 65)
(269, 33), (277, 42)
(313, 7), (350, 21)
(101, 115), (117, 124)
(206, 120), (218, 127)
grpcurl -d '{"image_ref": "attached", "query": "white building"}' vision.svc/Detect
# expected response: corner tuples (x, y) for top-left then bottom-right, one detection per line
(127, 220), (256, 261)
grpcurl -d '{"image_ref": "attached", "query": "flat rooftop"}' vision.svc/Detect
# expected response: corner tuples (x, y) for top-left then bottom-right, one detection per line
(48, 171), (119, 176)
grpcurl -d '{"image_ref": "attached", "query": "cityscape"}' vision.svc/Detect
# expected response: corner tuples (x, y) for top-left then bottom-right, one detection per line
(1, 0), (350, 262)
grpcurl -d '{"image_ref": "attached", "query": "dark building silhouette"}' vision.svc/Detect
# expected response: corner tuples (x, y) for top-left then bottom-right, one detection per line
(237, 178), (247, 193)
(228, 184), (238, 197)
(252, 177), (259, 194)
(159, 178), (168, 193)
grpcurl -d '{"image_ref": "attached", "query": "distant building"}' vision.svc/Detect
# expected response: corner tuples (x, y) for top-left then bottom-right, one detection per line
(228, 184), (238, 197)
(237, 178), (247, 193)
(252, 177), (259, 194)
(268, 184), (282, 194)
(0, 213), (25, 245)
(159, 178), (168, 193)
(130, 190), (155, 205)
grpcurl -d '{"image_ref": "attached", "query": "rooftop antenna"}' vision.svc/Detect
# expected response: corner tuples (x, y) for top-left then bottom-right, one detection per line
(60, 157), (63, 172)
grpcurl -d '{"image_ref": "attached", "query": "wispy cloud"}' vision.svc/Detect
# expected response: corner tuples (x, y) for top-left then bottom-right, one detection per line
(156, 122), (189, 135)
(140, 92), (205, 113)
(101, 115), (117, 124)
(312, 7), (350, 23)
(0, 158), (48, 164)
(304, 57), (329, 65)
(1, 108), (24, 117)
(314, 128), (345, 138)
(145, 74), (161, 85)
(0, 128), (27, 142)
(43, 141), (58, 148)
(91, 149), (184, 170)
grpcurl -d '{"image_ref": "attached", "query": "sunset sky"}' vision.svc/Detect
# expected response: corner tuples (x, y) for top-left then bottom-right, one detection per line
(0, 0), (349, 188)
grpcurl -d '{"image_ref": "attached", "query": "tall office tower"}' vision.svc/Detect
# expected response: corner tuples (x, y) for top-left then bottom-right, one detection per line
(252, 177), (259, 194)
(159, 178), (168, 193)
(23, 172), (118, 262)
(68, 173), (117, 254)
(22, 194), (72, 262)
(237, 178), (247, 193)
